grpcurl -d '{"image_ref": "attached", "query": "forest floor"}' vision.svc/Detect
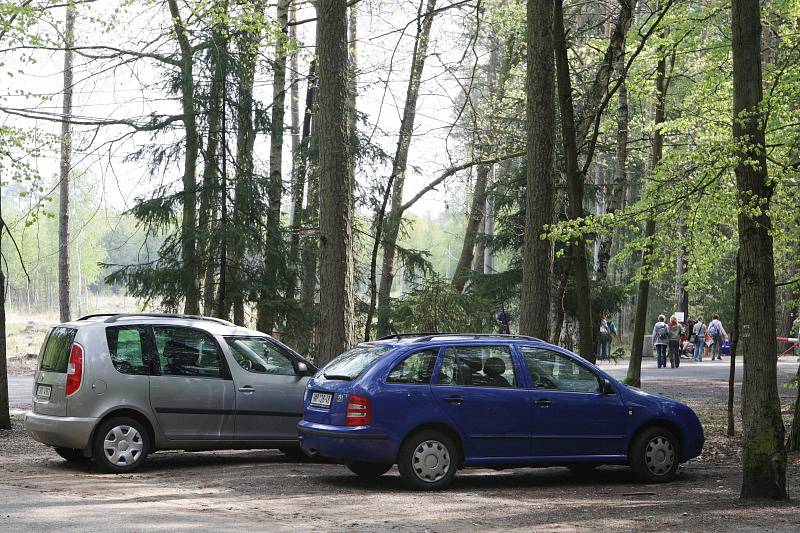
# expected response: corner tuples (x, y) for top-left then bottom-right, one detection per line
(2, 354), (800, 531)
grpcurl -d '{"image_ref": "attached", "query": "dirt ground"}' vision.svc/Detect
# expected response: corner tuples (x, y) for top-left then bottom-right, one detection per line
(2, 372), (800, 532)
(4, 317), (50, 376)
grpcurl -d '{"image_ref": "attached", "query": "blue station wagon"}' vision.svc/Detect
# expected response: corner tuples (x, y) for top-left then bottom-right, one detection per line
(298, 334), (704, 490)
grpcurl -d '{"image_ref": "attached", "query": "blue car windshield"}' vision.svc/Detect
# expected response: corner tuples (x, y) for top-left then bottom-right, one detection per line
(320, 344), (390, 380)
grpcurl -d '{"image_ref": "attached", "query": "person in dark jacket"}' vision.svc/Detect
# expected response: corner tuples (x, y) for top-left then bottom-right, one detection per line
(667, 315), (683, 368)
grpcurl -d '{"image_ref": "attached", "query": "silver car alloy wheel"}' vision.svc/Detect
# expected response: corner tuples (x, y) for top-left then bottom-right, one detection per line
(103, 425), (144, 466)
(412, 439), (451, 483)
(644, 435), (675, 476)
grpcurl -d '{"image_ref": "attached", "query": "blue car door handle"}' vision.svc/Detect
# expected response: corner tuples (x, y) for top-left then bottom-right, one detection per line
(445, 396), (464, 405)
(534, 398), (551, 407)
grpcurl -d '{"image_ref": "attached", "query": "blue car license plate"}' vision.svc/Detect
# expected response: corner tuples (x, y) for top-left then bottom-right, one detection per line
(310, 392), (333, 408)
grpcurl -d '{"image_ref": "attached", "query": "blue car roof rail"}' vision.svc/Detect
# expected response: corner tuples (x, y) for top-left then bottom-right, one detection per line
(377, 332), (540, 343)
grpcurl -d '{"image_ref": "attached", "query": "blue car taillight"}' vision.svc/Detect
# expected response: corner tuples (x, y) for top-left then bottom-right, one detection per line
(345, 395), (371, 426)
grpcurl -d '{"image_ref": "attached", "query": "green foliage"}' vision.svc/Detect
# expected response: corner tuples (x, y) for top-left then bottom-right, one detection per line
(387, 274), (494, 334)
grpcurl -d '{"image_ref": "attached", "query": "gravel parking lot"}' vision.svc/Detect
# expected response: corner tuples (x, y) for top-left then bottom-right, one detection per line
(2, 360), (799, 532)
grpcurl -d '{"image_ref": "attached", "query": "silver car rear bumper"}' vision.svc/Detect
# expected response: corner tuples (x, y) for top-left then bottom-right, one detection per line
(25, 412), (98, 450)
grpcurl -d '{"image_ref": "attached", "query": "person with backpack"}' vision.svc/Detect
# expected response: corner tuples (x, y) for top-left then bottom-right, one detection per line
(598, 315), (612, 360)
(692, 316), (707, 362)
(708, 314), (728, 361)
(667, 315), (683, 368)
(652, 314), (669, 369)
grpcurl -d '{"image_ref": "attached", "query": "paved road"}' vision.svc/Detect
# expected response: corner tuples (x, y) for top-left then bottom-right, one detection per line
(599, 357), (799, 382)
(7, 357), (798, 409)
(8, 375), (32, 409)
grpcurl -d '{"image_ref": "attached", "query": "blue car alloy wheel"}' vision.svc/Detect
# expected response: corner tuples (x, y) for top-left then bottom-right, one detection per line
(298, 334), (705, 490)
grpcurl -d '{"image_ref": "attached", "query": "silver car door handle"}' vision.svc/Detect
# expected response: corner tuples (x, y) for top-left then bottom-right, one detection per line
(238, 386), (255, 393)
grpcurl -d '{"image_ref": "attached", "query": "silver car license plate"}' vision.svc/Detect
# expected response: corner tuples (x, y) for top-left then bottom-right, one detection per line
(310, 392), (332, 408)
(36, 384), (52, 399)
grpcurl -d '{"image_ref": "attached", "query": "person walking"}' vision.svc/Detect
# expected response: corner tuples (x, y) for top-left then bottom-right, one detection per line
(692, 316), (707, 362)
(598, 313), (613, 360)
(667, 314), (682, 368)
(652, 315), (669, 369)
(708, 314), (728, 361)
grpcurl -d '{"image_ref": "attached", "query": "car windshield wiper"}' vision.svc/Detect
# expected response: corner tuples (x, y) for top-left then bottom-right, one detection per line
(323, 373), (353, 381)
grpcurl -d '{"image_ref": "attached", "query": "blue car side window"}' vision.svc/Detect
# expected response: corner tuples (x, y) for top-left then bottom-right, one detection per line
(436, 345), (517, 387)
(386, 348), (439, 384)
(520, 347), (600, 393)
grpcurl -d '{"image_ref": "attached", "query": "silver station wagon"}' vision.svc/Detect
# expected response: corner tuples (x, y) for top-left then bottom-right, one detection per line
(24, 313), (316, 472)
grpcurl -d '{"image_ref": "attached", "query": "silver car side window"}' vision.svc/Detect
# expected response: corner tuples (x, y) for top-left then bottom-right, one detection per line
(106, 326), (149, 376)
(153, 327), (226, 379)
(226, 337), (296, 375)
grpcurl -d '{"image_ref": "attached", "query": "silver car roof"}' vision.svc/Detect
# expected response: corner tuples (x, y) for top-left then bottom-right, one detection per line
(59, 314), (264, 337)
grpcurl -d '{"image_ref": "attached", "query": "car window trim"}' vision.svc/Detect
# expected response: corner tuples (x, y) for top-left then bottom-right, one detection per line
(432, 344), (521, 389)
(384, 346), (442, 386)
(148, 324), (233, 380)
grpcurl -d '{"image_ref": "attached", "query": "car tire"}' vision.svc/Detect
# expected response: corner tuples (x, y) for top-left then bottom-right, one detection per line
(93, 417), (149, 474)
(397, 430), (458, 491)
(54, 447), (91, 463)
(630, 426), (679, 483)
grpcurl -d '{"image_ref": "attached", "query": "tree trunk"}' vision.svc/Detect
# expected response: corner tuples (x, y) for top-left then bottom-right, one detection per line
(347, 1), (358, 189)
(727, 251), (741, 436)
(287, 1), (301, 230)
(199, 4), (227, 315)
(596, 43), (628, 281)
(676, 220), (689, 317)
(286, 60), (318, 348)
(258, 0), (291, 334)
(58, 3), (75, 323)
(554, 0), (594, 362)
(452, 164), (489, 292)
(550, 272), (567, 345)
(482, 186), (496, 274)
(786, 363), (800, 451)
(215, 59), (230, 320)
(0, 264), (9, 429)
(168, 0), (201, 315)
(289, 60), (316, 255)
(519, 0), (555, 340)
(230, 10), (261, 325)
(732, 0), (787, 500)
(316, 0), (355, 364)
(373, 0), (438, 339)
(299, 154), (319, 356)
(625, 50), (667, 387)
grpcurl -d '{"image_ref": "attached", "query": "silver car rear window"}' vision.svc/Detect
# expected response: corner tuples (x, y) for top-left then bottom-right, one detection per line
(39, 327), (77, 373)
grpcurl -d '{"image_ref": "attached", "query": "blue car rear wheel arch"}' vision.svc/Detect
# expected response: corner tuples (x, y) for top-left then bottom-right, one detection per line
(401, 422), (465, 467)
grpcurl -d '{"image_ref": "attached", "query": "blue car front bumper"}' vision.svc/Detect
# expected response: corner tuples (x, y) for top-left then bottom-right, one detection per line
(297, 420), (397, 463)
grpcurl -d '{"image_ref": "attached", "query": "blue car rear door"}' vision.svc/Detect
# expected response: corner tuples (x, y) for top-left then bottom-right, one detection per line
(430, 344), (531, 460)
(518, 345), (628, 459)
